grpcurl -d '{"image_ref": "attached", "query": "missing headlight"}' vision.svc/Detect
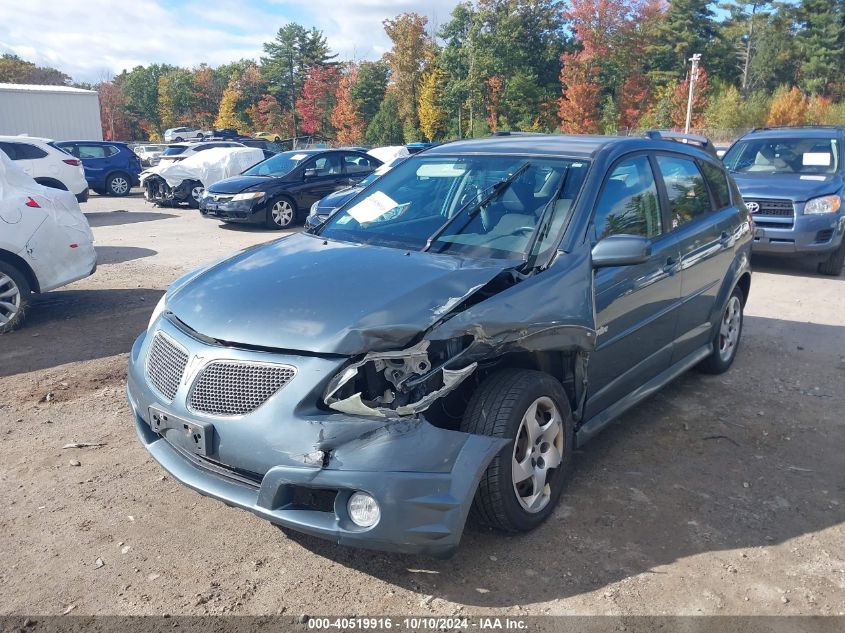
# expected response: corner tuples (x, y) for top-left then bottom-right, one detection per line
(323, 338), (476, 417)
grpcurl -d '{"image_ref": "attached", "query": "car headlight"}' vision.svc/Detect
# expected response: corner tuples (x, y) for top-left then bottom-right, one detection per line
(322, 338), (476, 416)
(309, 201), (319, 216)
(231, 191), (265, 202)
(804, 195), (842, 215)
(148, 294), (167, 331)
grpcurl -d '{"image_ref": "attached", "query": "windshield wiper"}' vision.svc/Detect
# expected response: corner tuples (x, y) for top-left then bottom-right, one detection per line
(521, 166), (570, 270)
(422, 162), (531, 253)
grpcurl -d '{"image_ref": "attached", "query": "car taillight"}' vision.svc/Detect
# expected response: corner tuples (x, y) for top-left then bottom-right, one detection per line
(25, 197), (40, 208)
(63, 158), (81, 166)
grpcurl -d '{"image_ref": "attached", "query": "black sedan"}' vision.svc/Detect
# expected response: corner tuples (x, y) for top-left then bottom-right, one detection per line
(199, 149), (381, 229)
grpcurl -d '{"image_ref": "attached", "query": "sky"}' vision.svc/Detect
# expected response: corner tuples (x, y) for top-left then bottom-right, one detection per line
(0, 0), (459, 83)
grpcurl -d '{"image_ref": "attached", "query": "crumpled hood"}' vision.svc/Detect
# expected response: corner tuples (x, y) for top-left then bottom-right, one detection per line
(731, 172), (844, 203)
(166, 232), (509, 355)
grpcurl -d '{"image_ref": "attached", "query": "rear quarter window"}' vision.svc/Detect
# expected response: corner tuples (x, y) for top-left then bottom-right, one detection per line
(6, 142), (48, 160)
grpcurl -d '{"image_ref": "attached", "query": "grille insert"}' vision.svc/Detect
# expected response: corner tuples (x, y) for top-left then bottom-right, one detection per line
(745, 198), (794, 217)
(189, 361), (296, 416)
(146, 333), (189, 401)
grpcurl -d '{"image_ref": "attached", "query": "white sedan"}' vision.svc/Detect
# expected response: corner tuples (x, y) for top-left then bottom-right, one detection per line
(0, 152), (97, 333)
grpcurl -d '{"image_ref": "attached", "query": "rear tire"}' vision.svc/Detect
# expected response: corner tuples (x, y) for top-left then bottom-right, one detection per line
(0, 262), (31, 334)
(698, 286), (744, 374)
(461, 369), (574, 533)
(817, 241), (845, 276)
(106, 172), (131, 196)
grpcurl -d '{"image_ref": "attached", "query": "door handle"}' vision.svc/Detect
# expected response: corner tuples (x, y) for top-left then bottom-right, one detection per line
(662, 256), (679, 274)
(719, 230), (732, 247)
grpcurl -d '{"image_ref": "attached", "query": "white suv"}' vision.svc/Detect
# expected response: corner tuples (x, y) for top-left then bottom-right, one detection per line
(0, 136), (89, 202)
(163, 127), (204, 143)
(157, 141), (245, 164)
(0, 153), (96, 333)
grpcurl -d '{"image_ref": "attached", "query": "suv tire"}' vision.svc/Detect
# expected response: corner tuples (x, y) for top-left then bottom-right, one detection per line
(106, 172), (131, 197)
(698, 286), (745, 374)
(817, 241), (845, 276)
(0, 262), (31, 334)
(461, 369), (573, 532)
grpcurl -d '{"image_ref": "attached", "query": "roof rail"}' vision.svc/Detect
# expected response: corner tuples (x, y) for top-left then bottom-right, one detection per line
(644, 130), (718, 157)
(749, 124), (845, 133)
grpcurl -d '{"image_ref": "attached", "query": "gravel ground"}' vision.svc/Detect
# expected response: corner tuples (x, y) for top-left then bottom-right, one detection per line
(0, 191), (843, 617)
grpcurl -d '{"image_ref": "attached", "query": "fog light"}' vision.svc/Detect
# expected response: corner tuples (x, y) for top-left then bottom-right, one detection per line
(347, 492), (380, 528)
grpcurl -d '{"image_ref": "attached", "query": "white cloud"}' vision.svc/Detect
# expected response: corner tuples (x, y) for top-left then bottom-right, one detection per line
(0, 0), (459, 82)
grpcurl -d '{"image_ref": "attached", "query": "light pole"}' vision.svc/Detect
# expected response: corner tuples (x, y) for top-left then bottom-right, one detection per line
(685, 53), (702, 134)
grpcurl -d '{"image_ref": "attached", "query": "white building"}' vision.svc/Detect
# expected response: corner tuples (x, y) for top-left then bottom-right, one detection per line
(0, 83), (102, 140)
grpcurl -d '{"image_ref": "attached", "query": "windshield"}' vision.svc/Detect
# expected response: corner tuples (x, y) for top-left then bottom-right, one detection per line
(318, 154), (589, 260)
(242, 150), (309, 177)
(162, 146), (187, 156)
(724, 137), (839, 175)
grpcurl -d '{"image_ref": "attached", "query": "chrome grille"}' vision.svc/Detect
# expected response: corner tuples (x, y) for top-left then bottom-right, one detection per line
(146, 333), (189, 401)
(745, 198), (794, 216)
(189, 361), (296, 416)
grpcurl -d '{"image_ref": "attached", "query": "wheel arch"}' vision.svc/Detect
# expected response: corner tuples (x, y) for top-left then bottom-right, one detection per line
(0, 249), (40, 293)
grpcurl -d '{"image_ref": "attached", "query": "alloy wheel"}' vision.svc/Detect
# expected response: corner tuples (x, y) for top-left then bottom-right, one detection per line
(511, 396), (564, 513)
(718, 295), (742, 362)
(0, 273), (22, 328)
(271, 200), (294, 227)
(110, 176), (129, 195)
(191, 185), (204, 202)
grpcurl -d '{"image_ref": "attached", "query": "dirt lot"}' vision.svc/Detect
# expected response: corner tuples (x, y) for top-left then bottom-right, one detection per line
(1, 192), (843, 617)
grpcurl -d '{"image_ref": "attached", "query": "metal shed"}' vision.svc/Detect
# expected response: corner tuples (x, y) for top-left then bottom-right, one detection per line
(0, 83), (102, 141)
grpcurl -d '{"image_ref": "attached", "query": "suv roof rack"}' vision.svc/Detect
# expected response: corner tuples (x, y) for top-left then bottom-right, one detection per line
(749, 124), (845, 133)
(644, 130), (718, 157)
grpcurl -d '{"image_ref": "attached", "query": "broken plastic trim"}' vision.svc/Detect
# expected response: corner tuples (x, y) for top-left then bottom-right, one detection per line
(323, 340), (478, 417)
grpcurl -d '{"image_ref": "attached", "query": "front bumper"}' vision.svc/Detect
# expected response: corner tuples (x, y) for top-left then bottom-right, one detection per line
(199, 196), (266, 224)
(752, 211), (845, 256)
(127, 320), (503, 556)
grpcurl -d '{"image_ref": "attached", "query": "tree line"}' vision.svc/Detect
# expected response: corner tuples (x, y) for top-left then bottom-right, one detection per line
(2, 0), (845, 144)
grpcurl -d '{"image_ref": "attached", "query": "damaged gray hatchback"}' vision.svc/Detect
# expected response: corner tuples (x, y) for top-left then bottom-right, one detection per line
(127, 134), (752, 557)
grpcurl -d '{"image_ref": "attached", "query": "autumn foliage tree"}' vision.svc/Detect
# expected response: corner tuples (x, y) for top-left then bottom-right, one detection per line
(559, 53), (602, 133)
(215, 84), (244, 129)
(297, 65), (340, 135)
(331, 67), (366, 145)
(418, 64), (448, 141)
(670, 65), (711, 129)
(767, 86), (808, 126)
(485, 76), (504, 133)
(98, 81), (132, 140)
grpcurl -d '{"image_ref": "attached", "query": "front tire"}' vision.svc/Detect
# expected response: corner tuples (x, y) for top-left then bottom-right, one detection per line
(461, 369), (574, 533)
(0, 262), (31, 334)
(106, 172), (131, 196)
(187, 181), (204, 209)
(698, 286), (744, 374)
(266, 197), (296, 229)
(817, 240), (845, 276)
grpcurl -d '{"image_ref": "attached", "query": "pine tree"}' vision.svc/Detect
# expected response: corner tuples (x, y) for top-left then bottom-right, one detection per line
(365, 92), (405, 146)
(795, 0), (845, 95)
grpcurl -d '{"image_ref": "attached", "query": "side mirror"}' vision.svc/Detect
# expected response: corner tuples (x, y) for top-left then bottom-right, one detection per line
(303, 168), (318, 179)
(591, 234), (651, 268)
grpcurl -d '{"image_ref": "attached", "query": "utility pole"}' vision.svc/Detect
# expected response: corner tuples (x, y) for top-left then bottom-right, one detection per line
(685, 53), (702, 134)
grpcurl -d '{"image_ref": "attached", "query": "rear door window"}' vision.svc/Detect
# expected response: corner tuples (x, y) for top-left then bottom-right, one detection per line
(699, 161), (731, 209)
(306, 154), (342, 176)
(342, 153), (378, 174)
(76, 144), (118, 159)
(594, 155), (662, 240)
(3, 142), (48, 160)
(655, 155), (713, 228)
